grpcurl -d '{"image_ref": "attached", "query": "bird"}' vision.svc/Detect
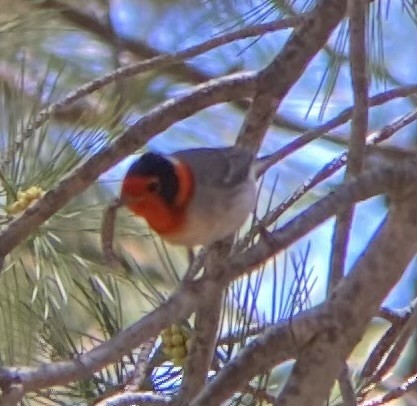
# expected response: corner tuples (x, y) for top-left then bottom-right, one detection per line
(120, 146), (268, 248)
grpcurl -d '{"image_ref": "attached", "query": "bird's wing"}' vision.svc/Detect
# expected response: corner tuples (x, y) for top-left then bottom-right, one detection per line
(171, 147), (255, 188)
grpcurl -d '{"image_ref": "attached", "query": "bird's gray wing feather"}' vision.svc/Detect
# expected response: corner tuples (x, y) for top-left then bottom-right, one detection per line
(171, 147), (255, 188)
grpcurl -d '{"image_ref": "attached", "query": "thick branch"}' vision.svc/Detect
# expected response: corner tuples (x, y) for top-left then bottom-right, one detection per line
(0, 72), (256, 259)
(191, 168), (417, 405)
(20, 15), (301, 143)
(177, 243), (231, 402)
(236, 0), (347, 151)
(176, 285), (223, 403)
(274, 192), (417, 405)
(223, 159), (417, 284)
(0, 161), (414, 399)
(329, 0), (369, 288)
(36, 0), (308, 133)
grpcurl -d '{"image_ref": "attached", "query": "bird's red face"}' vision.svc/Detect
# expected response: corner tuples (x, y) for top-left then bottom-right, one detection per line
(120, 153), (193, 235)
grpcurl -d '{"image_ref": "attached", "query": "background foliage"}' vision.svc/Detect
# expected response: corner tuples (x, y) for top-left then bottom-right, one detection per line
(0, 0), (416, 405)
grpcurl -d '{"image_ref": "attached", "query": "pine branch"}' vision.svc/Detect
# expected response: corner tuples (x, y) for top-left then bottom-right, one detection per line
(176, 245), (226, 403)
(329, 0), (369, 290)
(20, 15), (302, 145)
(35, 0), (309, 134)
(96, 392), (171, 406)
(0, 71), (257, 261)
(359, 373), (417, 406)
(223, 158), (417, 284)
(360, 298), (417, 387)
(191, 165), (417, 405)
(0, 160), (414, 401)
(237, 0), (347, 151)
(328, 4), (369, 399)
(255, 83), (417, 178)
(252, 107), (417, 239)
(272, 193), (417, 406)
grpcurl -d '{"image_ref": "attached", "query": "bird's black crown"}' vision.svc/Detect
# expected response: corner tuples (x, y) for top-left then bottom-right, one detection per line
(125, 152), (179, 206)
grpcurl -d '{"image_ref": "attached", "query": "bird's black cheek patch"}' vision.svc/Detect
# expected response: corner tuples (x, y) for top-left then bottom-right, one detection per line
(159, 174), (179, 206)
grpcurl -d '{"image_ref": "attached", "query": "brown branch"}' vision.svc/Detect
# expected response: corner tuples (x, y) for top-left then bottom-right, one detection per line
(360, 299), (417, 388)
(20, 13), (302, 144)
(272, 192), (417, 405)
(329, 0), (369, 289)
(338, 364), (358, 406)
(0, 72), (257, 261)
(0, 160), (414, 400)
(360, 373), (417, 406)
(345, 0), (369, 178)
(101, 198), (124, 267)
(236, 0), (347, 152)
(35, 0), (308, 134)
(185, 160), (417, 405)
(96, 392), (171, 406)
(176, 290), (223, 403)
(327, 5), (369, 398)
(255, 84), (417, 177)
(254, 107), (417, 239)
(176, 245), (227, 403)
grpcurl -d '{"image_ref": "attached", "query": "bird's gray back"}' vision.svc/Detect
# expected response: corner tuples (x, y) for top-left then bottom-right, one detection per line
(171, 147), (255, 188)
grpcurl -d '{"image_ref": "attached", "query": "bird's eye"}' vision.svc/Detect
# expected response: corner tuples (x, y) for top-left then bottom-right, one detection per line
(147, 180), (160, 193)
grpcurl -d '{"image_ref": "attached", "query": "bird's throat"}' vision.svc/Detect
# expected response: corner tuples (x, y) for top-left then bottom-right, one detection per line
(130, 197), (186, 235)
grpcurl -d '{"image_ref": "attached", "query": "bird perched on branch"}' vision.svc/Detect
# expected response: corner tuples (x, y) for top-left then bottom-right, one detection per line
(120, 147), (274, 248)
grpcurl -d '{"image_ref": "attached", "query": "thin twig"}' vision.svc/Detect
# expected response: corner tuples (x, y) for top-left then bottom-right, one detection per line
(20, 15), (302, 145)
(360, 299), (417, 388)
(359, 373), (417, 406)
(101, 198), (124, 267)
(96, 392), (171, 406)
(339, 364), (358, 406)
(124, 338), (156, 390)
(256, 108), (417, 236)
(329, 0), (369, 290)
(177, 243), (229, 403)
(255, 83), (417, 178)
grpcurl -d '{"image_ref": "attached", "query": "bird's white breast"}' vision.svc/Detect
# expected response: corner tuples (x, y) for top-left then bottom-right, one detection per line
(162, 176), (256, 247)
